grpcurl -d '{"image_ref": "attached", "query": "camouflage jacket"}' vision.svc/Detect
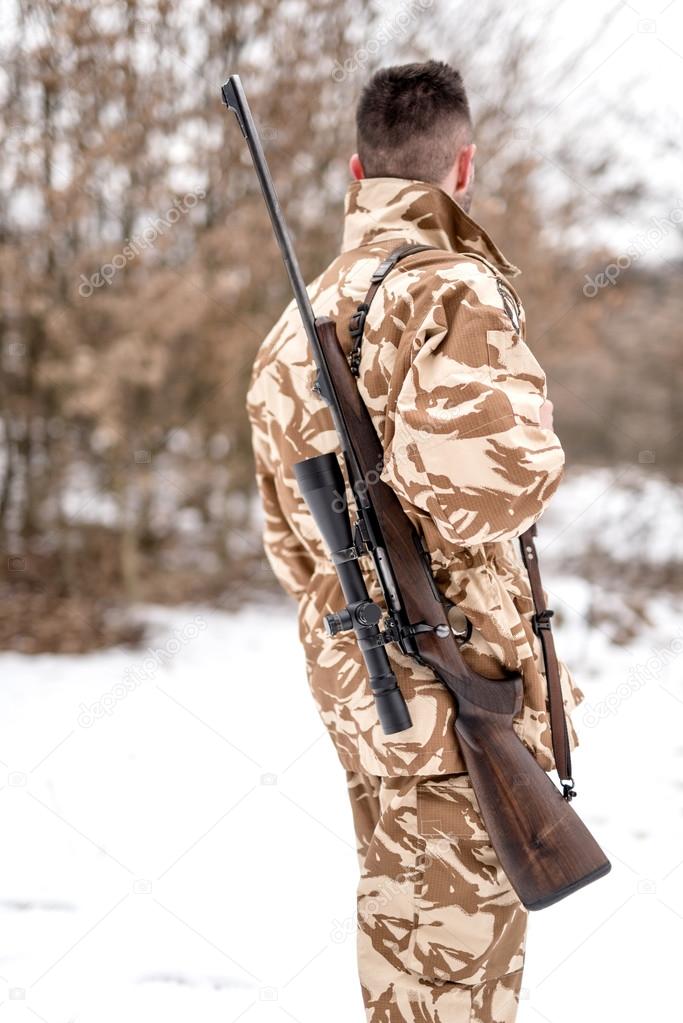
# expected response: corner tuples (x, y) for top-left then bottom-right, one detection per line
(247, 177), (583, 777)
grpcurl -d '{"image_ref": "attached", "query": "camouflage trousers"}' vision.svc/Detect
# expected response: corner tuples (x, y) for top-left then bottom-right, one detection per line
(346, 771), (528, 1022)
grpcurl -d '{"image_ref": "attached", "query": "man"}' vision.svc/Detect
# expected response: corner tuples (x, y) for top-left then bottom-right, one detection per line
(247, 61), (583, 1023)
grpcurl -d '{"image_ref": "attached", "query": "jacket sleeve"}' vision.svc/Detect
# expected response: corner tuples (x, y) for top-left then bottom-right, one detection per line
(381, 267), (565, 547)
(247, 380), (315, 602)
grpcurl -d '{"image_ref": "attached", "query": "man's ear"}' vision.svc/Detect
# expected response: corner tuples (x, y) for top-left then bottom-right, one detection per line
(456, 143), (478, 192)
(456, 143), (476, 192)
(349, 153), (365, 180)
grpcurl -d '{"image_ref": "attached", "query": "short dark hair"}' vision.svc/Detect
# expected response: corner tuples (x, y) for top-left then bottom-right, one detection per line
(355, 61), (472, 184)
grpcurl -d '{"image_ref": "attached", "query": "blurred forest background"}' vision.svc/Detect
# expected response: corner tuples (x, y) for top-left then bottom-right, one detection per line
(0, 0), (681, 652)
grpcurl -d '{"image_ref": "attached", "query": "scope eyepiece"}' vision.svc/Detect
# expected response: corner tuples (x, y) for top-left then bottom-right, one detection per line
(374, 684), (413, 734)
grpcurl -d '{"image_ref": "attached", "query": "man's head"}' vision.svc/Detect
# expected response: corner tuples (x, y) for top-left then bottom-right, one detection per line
(350, 61), (476, 212)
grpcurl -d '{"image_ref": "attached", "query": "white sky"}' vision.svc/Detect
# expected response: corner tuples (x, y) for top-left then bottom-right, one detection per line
(473, 0), (683, 259)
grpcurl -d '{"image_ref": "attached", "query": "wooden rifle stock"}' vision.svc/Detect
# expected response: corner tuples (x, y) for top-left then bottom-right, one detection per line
(315, 316), (611, 910)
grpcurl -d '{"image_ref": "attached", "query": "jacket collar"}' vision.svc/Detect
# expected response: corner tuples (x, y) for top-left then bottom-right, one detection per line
(341, 177), (519, 277)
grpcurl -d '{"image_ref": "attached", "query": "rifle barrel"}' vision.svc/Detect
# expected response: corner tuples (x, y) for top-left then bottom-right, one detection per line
(221, 76), (323, 366)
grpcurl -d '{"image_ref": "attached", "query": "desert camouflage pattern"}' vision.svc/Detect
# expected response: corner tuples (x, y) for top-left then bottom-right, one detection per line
(247, 177), (583, 776)
(347, 769), (526, 1022)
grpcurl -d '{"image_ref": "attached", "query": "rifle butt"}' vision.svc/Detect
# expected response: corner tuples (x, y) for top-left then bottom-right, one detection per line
(454, 696), (611, 910)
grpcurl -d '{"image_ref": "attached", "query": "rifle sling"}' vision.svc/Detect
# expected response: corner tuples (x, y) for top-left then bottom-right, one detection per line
(350, 244), (574, 794)
(519, 524), (574, 793)
(347, 243), (434, 376)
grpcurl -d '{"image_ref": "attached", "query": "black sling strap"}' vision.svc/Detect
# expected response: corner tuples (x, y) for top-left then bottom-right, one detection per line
(349, 243), (575, 798)
(347, 243), (434, 377)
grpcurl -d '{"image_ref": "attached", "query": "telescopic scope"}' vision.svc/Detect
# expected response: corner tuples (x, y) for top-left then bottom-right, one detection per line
(294, 452), (412, 735)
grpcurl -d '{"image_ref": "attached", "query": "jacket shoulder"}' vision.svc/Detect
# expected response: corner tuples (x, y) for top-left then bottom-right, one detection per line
(375, 248), (524, 341)
(407, 248), (519, 294)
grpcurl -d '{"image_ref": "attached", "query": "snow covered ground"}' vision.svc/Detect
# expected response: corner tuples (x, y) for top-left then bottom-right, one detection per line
(1, 468), (682, 1022)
